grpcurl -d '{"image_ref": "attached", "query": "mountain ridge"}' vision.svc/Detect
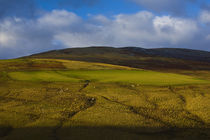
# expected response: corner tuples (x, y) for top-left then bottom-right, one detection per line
(26, 46), (210, 71)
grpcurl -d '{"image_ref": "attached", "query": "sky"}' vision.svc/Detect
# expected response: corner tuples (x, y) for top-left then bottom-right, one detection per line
(0, 0), (210, 59)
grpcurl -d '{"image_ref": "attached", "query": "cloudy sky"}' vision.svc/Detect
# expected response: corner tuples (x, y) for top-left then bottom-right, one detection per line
(0, 0), (210, 59)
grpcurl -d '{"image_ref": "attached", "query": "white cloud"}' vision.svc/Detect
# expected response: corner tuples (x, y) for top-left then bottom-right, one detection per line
(88, 14), (111, 25)
(55, 11), (198, 47)
(206, 34), (210, 40)
(0, 10), (209, 59)
(0, 19), (20, 47)
(0, 17), (61, 59)
(0, 32), (18, 47)
(153, 16), (198, 44)
(200, 10), (210, 24)
(38, 10), (81, 28)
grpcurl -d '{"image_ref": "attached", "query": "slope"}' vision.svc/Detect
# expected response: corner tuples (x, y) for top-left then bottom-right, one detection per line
(26, 46), (210, 71)
(0, 58), (210, 140)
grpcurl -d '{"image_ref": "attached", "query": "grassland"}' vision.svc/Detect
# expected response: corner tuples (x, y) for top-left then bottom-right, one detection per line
(8, 70), (208, 85)
(0, 59), (210, 140)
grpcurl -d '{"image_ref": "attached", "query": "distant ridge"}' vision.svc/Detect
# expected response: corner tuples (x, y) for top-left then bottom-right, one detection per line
(26, 46), (210, 70)
(122, 47), (210, 62)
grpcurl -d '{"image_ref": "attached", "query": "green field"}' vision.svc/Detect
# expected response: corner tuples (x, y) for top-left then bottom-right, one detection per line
(0, 59), (210, 140)
(8, 70), (208, 85)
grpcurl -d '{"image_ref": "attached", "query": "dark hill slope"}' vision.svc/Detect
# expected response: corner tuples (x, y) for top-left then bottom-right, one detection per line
(27, 47), (210, 70)
(125, 47), (210, 62)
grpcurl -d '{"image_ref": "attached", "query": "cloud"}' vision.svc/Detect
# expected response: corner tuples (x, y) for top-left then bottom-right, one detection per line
(0, 16), (62, 59)
(200, 10), (210, 25)
(54, 11), (199, 47)
(38, 10), (82, 28)
(206, 34), (210, 40)
(0, 10), (209, 59)
(153, 16), (198, 44)
(130, 0), (196, 15)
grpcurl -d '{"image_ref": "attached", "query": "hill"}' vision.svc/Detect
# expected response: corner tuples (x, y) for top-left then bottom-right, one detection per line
(27, 46), (210, 71)
(0, 53), (209, 139)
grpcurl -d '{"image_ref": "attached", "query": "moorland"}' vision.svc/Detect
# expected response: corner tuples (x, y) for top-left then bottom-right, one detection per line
(0, 47), (210, 140)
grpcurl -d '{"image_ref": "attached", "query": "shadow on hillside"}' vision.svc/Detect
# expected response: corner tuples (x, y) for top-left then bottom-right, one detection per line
(0, 125), (209, 140)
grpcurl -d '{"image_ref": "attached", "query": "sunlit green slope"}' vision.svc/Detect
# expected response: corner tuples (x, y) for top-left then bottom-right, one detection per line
(8, 70), (208, 86)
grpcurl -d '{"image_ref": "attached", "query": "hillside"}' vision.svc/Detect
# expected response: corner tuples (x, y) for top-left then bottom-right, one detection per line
(1, 51), (210, 140)
(27, 46), (210, 71)
(0, 58), (210, 140)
